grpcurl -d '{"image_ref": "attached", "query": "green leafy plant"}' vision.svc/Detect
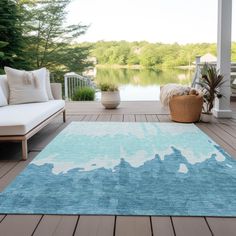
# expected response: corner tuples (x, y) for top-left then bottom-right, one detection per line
(99, 82), (119, 92)
(72, 87), (95, 101)
(198, 63), (225, 113)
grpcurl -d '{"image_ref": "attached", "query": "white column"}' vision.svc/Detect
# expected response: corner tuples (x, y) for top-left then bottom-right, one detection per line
(213, 0), (232, 118)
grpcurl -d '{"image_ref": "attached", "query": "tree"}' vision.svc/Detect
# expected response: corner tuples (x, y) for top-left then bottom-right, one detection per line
(139, 45), (162, 68)
(19, 0), (90, 73)
(0, 0), (24, 71)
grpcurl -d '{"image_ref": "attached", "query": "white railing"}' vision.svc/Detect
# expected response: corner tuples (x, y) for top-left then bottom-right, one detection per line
(64, 72), (94, 100)
(192, 57), (236, 94)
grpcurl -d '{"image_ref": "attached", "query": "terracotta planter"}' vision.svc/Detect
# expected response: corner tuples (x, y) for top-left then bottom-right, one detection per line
(101, 91), (120, 109)
(201, 112), (212, 123)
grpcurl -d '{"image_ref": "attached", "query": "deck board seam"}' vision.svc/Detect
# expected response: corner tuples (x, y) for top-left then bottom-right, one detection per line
(170, 217), (177, 236)
(29, 150), (42, 153)
(72, 215), (80, 236)
(0, 162), (7, 171)
(214, 122), (236, 139)
(30, 214), (44, 236)
(0, 161), (20, 179)
(204, 217), (214, 236)
(113, 215), (117, 236)
(149, 216), (154, 236)
(0, 215), (6, 224)
(204, 125), (236, 152)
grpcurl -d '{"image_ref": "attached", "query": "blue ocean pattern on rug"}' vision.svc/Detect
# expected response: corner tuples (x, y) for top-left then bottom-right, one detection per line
(0, 122), (236, 216)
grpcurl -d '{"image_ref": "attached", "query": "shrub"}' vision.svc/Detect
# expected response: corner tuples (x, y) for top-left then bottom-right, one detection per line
(99, 83), (119, 92)
(73, 87), (95, 101)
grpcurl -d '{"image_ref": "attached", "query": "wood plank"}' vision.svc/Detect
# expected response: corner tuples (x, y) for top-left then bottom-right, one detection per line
(68, 115), (86, 122)
(215, 122), (236, 138)
(0, 162), (6, 169)
(146, 114), (159, 122)
(96, 114), (112, 121)
(172, 217), (212, 236)
(110, 114), (123, 122)
(82, 114), (99, 121)
(157, 115), (171, 122)
(0, 215), (5, 222)
(33, 215), (78, 236)
(74, 216), (114, 236)
(135, 114), (147, 122)
(0, 161), (19, 179)
(205, 124), (236, 149)
(123, 114), (135, 122)
(115, 216), (152, 236)
(65, 101), (169, 115)
(215, 118), (236, 126)
(151, 217), (175, 236)
(0, 152), (37, 191)
(206, 217), (236, 236)
(0, 215), (42, 236)
(197, 124), (236, 156)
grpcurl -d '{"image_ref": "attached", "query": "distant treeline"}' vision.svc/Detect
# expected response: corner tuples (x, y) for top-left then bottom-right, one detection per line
(80, 41), (236, 69)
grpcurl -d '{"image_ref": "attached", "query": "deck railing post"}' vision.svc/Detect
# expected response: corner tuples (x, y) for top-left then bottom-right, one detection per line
(191, 56), (201, 87)
(64, 75), (68, 101)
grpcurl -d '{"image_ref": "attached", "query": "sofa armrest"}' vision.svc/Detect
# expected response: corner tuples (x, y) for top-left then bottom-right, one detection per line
(50, 83), (62, 100)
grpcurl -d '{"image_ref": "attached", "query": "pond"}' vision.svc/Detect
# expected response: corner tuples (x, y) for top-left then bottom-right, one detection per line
(94, 67), (193, 101)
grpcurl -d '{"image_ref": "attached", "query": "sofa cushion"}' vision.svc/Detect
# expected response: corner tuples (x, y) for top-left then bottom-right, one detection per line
(0, 100), (65, 136)
(0, 75), (8, 107)
(46, 70), (54, 100)
(5, 67), (49, 105)
(0, 87), (7, 107)
(0, 75), (9, 101)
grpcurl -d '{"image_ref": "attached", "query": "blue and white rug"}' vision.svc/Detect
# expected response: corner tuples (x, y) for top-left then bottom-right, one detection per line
(0, 122), (236, 216)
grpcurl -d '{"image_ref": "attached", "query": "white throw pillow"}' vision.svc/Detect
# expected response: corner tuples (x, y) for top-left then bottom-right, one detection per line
(0, 86), (8, 107)
(5, 67), (49, 105)
(46, 69), (54, 100)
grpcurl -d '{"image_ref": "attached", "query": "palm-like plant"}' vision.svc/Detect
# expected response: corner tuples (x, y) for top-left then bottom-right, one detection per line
(198, 63), (225, 113)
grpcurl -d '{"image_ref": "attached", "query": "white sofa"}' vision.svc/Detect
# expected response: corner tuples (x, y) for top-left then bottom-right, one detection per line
(0, 75), (66, 160)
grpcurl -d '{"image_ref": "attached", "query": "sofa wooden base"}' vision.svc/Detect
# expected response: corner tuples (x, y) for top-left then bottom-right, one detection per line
(0, 108), (66, 160)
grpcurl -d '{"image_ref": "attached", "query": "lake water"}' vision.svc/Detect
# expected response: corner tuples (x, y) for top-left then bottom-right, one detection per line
(94, 67), (193, 101)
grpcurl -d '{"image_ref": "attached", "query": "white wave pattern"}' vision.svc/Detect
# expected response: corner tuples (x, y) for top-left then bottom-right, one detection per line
(32, 122), (228, 175)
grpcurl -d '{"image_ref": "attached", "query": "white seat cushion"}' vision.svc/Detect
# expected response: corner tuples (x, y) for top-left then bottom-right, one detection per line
(0, 100), (65, 136)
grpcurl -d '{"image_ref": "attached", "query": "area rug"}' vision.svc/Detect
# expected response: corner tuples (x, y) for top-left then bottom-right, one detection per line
(0, 122), (236, 216)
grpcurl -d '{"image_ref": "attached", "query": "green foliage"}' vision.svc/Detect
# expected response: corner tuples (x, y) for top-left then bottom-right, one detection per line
(0, 0), (25, 69)
(232, 43), (236, 62)
(85, 41), (227, 69)
(99, 82), (119, 92)
(0, 0), (91, 75)
(139, 44), (162, 67)
(72, 87), (95, 101)
(198, 63), (225, 113)
(18, 0), (91, 73)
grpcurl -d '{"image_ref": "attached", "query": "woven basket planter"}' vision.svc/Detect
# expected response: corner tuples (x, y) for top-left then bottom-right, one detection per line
(169, 95), (203, 123)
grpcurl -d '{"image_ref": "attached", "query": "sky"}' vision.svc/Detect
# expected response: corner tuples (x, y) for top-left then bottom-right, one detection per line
(66, 0), (236, 44)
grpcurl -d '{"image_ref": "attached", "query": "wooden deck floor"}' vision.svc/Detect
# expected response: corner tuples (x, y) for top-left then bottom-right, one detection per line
(1, 101), (236, 236)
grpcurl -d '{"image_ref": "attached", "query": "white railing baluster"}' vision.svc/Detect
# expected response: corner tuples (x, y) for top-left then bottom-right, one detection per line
(64, 72), (95, 100)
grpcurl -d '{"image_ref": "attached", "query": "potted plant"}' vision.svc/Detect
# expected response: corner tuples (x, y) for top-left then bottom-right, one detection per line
(198, 63), (225, 122)
(99, 83), (120, 109)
